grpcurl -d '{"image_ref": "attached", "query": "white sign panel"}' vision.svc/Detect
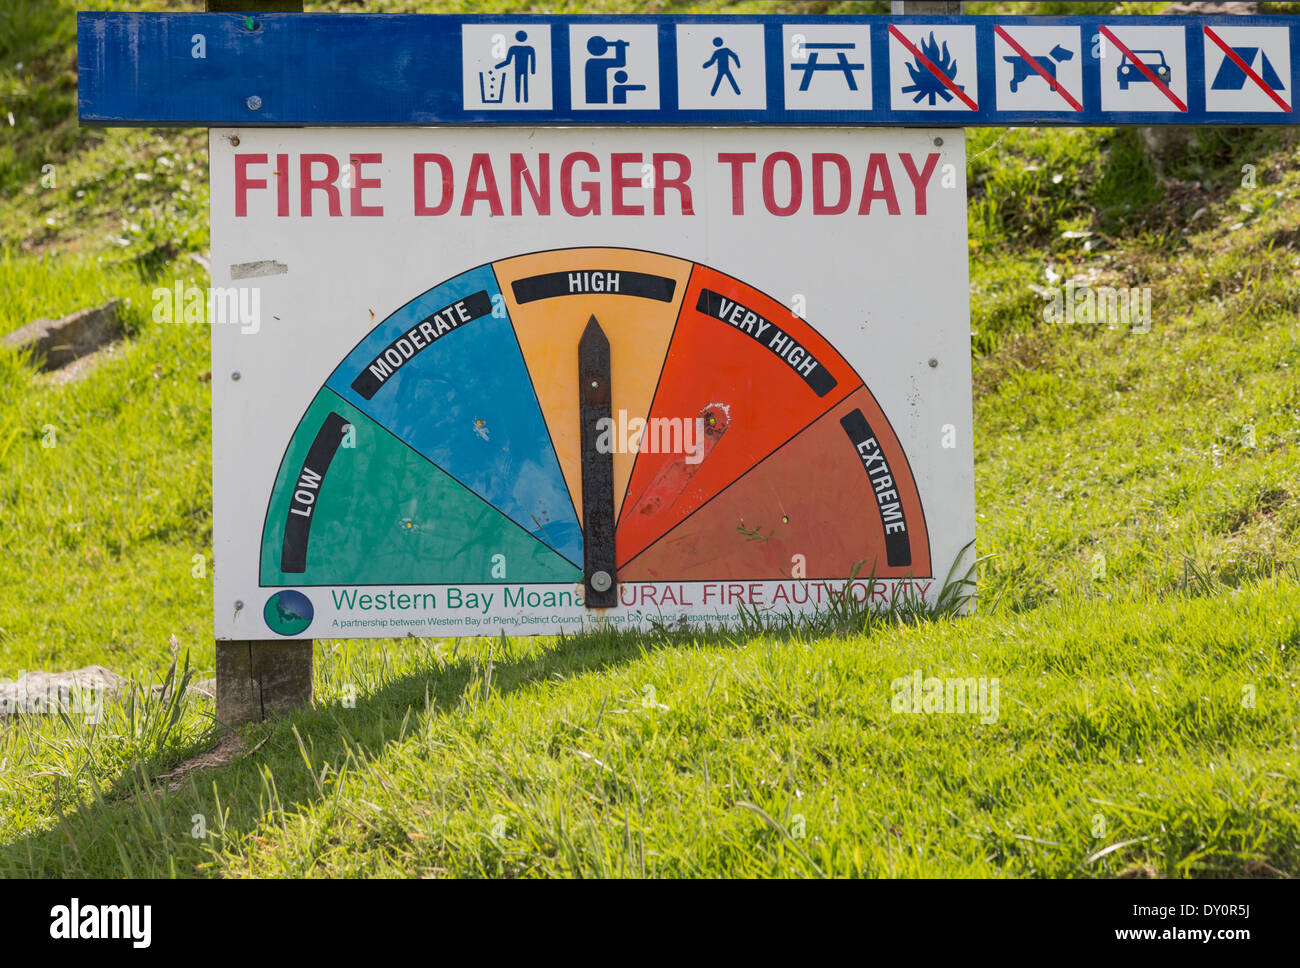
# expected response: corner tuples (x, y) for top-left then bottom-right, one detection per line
(783, 24), (873, 111)
(993, 25), (1084, 113)
(209, 127), (974, 639)
(888, 24), (979, 113)
(461, 24), (554, 111)
(676, 24), (767, 110)
(1098, 24), (1190, 114)
(1202, 24), (1292, 114)
(568, 24), (660, 110)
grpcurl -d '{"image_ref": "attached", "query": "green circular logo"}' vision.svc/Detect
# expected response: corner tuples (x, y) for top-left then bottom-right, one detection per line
(264, 590), (313, 636)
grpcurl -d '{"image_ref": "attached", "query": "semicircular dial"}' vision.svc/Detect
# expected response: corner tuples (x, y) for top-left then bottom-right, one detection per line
(260, 247), (930, 589)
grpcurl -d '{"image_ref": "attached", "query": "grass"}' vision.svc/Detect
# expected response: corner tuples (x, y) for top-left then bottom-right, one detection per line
(0, 250), (213, 675)
(4, 580), (1296, 877)
(0, 0), (1298, 878)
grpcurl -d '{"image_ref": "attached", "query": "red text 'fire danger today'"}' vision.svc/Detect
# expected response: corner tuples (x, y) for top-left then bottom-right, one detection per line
(232, 151), (949, 219)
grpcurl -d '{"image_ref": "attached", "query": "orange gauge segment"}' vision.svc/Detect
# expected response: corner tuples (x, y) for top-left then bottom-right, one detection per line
(495, 248), (693, 525)
(616, 263), (863, 568)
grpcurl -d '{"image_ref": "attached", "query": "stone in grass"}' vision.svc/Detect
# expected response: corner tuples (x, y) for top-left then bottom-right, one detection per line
(0, 667), (216, 717)
(2, 300), (123, 372)
(0, 666), (125, 717)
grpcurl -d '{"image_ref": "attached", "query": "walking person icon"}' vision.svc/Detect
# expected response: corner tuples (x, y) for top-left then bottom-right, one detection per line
(703, 37), (741, 96)
(494, 30), (536, 103)
(585, 35), (632, 103)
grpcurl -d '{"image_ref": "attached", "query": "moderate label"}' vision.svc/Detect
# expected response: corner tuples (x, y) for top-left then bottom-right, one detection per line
(349, 290), (492, 399)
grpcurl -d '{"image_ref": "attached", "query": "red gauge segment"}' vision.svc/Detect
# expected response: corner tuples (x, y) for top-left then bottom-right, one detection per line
(617, 264), (862, 568)
(620, 386), (930, 581)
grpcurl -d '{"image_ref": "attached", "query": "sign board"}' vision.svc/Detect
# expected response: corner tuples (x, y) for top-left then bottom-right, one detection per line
(208, 127), (972, 638)
(80, 12), (1300, 128)
(82, 10), (1300, 641)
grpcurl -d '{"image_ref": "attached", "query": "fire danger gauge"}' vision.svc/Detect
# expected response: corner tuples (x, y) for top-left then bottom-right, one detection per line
(207, 125), (972, 640)
(262, 248), (930, 592)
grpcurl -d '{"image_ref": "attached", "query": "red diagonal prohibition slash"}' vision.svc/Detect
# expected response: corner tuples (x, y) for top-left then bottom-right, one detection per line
(889, 25), (979, 111)
(1203, 25), (1291, 112)
(1098, 24), (1187, 112)
(993, 25), (1086, 111)
(993, 25), (1083, 111)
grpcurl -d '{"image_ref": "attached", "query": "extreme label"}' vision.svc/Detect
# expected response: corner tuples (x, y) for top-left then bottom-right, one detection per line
(839, 408), (912, 568)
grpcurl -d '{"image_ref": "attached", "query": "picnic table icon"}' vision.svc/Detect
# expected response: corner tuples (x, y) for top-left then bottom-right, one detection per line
(791, 42), (866, 91)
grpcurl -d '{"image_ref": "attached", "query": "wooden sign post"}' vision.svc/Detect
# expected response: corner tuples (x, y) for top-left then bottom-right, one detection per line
(207, 0), (311, 727)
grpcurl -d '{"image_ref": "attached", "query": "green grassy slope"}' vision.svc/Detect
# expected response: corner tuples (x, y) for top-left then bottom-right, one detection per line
(4, 582), (1296, 877)
(0, 0), (1296, 877)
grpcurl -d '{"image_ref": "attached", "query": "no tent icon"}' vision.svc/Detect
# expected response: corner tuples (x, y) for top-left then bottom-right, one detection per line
(1210, 47), (1284, 91)
(1203, 25), (1292, 113)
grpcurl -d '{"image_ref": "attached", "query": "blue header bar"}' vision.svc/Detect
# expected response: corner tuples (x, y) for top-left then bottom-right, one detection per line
(78, 12), (1300, 127)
